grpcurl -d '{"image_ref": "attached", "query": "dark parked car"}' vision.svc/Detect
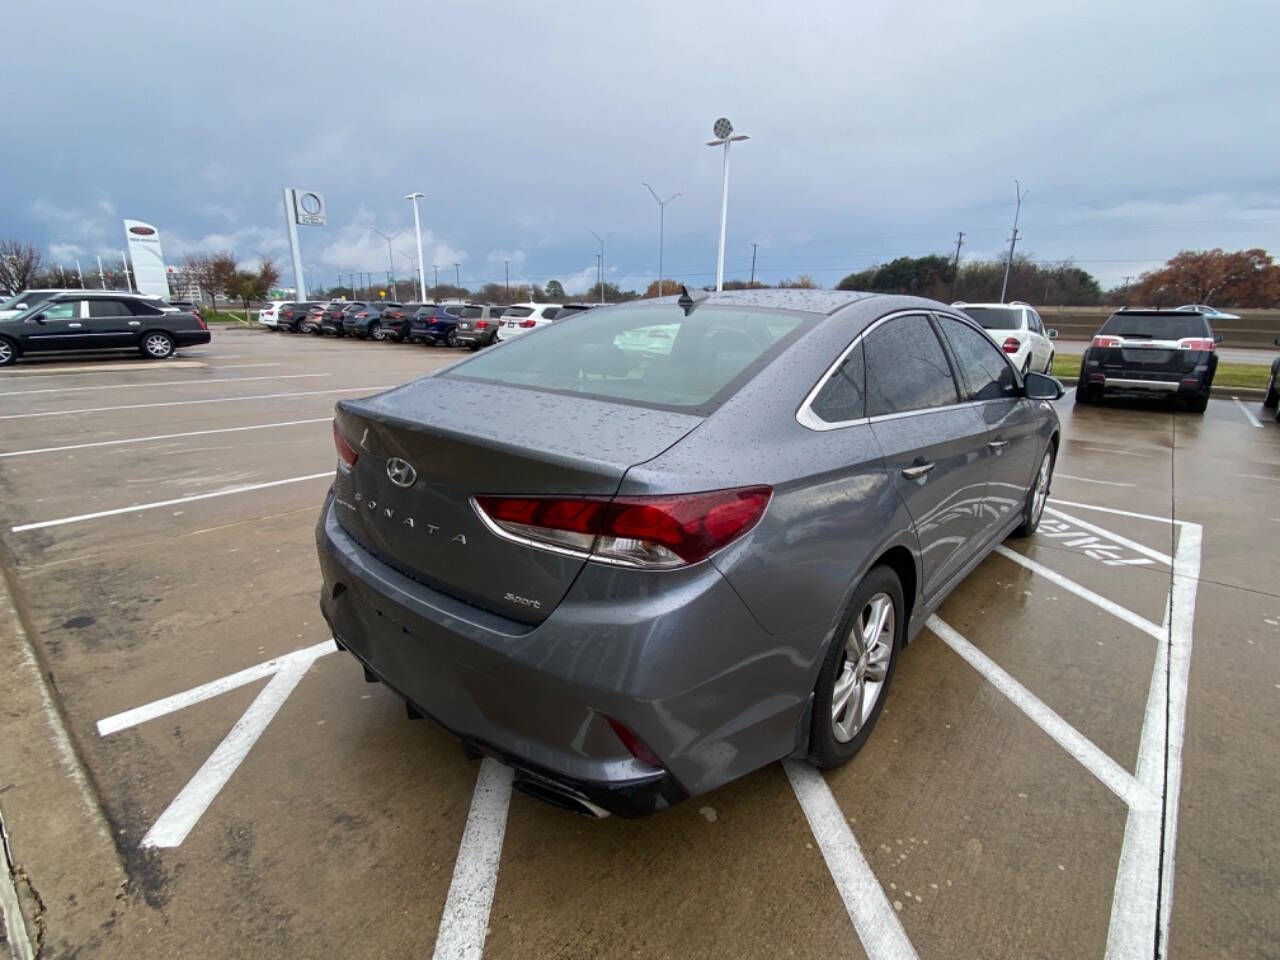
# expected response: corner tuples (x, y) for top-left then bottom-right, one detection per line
(343, 302), (403, 340)
(168, 300), (206, 324)
(409, 302), (468, 346)
(278, 301), (324, 333)
(316, 289), (1062, 817)
(1264, 336), (1280, 421)
(1075, 308), (1220, 412)
(319, 302), (367, 336)
(453, 304), (508, 350)
(377, 303), (425, 342)
(0, 291), (210, 366)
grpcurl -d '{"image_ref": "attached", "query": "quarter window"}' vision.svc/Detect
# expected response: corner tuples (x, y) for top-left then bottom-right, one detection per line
(863, 314), (959, 417)
(809, 341), (866, 423)
(937, 316), (1018, 401)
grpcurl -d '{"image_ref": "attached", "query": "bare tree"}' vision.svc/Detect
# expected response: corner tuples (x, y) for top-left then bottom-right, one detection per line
(184, 251), (238, 312)
(0, 240), (45, 294)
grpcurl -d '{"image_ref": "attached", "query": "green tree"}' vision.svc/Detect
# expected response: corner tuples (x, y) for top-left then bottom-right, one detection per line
(544, 279), (566, 299)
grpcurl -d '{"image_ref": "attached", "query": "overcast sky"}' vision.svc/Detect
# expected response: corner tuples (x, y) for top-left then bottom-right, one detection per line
(4, 0), (1278, 293)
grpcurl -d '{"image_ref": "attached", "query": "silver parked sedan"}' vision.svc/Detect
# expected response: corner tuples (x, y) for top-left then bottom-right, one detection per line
(316, 288), (1063, 817)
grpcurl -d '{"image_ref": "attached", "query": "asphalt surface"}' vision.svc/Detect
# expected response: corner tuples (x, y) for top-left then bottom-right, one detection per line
(1053, 339), (1276, 366)
(0, 327), (1277, 960)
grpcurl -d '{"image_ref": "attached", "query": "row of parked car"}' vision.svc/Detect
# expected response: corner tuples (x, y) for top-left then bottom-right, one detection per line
(259, 299), (594, 350)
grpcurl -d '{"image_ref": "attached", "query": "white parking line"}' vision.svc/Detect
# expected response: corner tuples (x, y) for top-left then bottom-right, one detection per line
(206, 363), (281, 370)
(1231, 396), (1264, 428)
(994, 546), (1165, 640)
(0, 385), (393, 421)
(0, 372), (328, 397)
(97, 640), (337, 736)
(1048, 498), (1185, 527)
(784, 761), (919, 960)
(1234, 473), (1278, 483)
(926, 617), (1147, 806)
(0, 418), (331, 459)
(1056, 473), (1135, 488)
(10, 472), (333, 532)
(432, 760), (515, 960)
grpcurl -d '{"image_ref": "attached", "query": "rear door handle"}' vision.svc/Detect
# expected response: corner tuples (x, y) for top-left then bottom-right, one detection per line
(68, 322), (83, 328)
(988, 438), (1009, 450)
(128, 320), (141, 326)
(901, 460), (935, 480)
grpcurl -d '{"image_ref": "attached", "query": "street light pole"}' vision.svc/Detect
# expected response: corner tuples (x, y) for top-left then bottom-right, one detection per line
(453, 263), (460, 289)
(404, 192), (428, 308)
(372, 229), (401, 300)
(590, 231), (613, 304)
(706, 118), (750, 292)
(999, 180), (1029, 303)
(642, 182), (681, 297)
(120, 251), (133, 292)
(397, 251), (419, 299)
(432, 264), (439, 293)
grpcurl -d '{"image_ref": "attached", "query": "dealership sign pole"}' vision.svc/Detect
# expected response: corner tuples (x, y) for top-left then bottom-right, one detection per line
(122, 221), (170, 299)
(283, 188), (327, 301)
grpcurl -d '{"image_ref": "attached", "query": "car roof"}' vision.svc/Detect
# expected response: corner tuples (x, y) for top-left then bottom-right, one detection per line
(642, 288), (874, 316)
(951, 301), (1024, 310)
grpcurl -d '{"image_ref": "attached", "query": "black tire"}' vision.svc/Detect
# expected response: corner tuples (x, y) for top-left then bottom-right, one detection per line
(808, 566), (904, 768)
(1011, 444), (1055, 538)
(1264, 367), (1279, 409)
(1074, 380), (1095, 404)
(1022, 357), (1031, 378)
(1185, 394), (1208, 414)
(446, 328), (460, 348)
(468, 343), (480, 351)
(369, 321), (385, 341)
(1045, 352), (1055, 375)
(0, 336), (17, 367)
(312, 324), (325, 336)
(140, 331), (175, 360)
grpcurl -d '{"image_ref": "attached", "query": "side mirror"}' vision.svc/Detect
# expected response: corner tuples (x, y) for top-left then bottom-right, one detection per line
(31, 312), (48, 323)
(1046, 328), (1058, 339)
(1213, 333), (1223, 344)
(1274, 336), (1280, 348)
(1024, 371), (1065, 401)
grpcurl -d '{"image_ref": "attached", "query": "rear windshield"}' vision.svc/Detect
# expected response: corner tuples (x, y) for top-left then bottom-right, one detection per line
(960, 307), (1023, 330)
(1099, 313), (1209, 339)
(445, 304), (813, 413)
(460, 305), (483, 318)
(504, 306), (534, 318)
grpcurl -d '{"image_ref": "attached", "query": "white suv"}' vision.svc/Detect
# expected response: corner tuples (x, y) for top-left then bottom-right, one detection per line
(495, 302), (562, 342)
(258, 301), (289, 329)
(952, 301), (1057, 375)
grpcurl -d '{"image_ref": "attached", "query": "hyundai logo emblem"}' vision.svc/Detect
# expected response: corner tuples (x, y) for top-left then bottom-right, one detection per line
(386, 457), (417, 488)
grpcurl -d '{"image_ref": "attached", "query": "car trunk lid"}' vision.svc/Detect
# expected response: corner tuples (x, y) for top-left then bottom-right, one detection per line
(332, 377), (703, 623)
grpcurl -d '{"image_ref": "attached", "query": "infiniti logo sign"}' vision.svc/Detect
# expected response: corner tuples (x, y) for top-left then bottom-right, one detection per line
(385, 457), (417, 488)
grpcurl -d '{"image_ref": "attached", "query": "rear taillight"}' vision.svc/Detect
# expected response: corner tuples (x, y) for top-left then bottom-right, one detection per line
(519, 319), (537, 328)
(473, 486), (772, 568)
(1092, 335), (1123, 348)
(333, 422), (359, 467)
(476, 320), (488, 329)
(1177, 337), (1215, 351)
(195, 314), (207, 330)
(1001, 337), (1020, 354)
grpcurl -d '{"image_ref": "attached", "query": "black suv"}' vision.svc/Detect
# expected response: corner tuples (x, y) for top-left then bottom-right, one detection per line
(278, 301), (323, 333)
(1076, 309), (1221, 412)
(319, 302), (365, 336)
(0, 292), (209, 366)
(1264, 336), (1280, 421)
(342, 302), (402, 339)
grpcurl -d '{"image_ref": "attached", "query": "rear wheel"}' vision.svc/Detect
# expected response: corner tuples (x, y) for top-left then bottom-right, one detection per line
(1044, 352), (1055, 375)
(1022, 356), (1031, 378)
(1185, 394), (1209, 414)
(808, 566), (903, 768)
(0, 337), (16, 367)
(1264, 367), (1279, 409)
(1011, 445), (1054, 537)
(446, 328), (460, 348)
(370, 321), (385, 341)
(141, 331), (175, 360)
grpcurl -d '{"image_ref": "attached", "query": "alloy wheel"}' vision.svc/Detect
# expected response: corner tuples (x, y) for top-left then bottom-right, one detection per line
(1031, 450), (1051, 525)
(0, 339), (14, 365)
(831, 593), (895, 743)
(144, 333), (173, 358)
(371, 322), (385, 341)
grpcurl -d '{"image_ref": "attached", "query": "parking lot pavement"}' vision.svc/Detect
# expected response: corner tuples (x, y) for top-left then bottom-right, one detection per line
(1, 327), (1278, 959)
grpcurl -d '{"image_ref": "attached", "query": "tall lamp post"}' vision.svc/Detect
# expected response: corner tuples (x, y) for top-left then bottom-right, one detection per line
(641, 182), (680, 297)
(372, 228), (401, 299)
(590, 230), (613, 304)
(706, 117), (749, 292)
(397, 251), (419, 300)
(403, 192), (428, 307)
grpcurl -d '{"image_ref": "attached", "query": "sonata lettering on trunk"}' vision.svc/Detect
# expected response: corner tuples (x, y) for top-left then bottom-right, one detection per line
(348, 491), (467, 543)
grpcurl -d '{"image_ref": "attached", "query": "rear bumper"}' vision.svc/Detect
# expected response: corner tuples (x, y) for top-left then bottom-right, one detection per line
(175, 330), (212, 346)
(315, 494), (816, 816)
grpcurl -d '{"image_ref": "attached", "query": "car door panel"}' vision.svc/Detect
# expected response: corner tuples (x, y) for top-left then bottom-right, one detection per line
(87, 299), (140, 347)
(21, 300), (89, 351)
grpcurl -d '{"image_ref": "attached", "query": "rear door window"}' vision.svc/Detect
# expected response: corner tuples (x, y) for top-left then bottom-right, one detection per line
(809, 341), (867, 423)
(87, 300), (134, 317)
(937, 315), (1018, 401)
(447, 304), (812, 414)
(127, 299), (164, 316)
(864, 314), (960, 417)
(961, 307), (1022, 331)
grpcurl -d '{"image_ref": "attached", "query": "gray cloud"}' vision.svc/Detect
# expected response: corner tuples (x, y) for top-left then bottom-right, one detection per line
(3, 0), (1277, 292)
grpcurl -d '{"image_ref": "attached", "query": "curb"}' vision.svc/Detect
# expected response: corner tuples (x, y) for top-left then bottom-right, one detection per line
(1211, 385), (1266, 398)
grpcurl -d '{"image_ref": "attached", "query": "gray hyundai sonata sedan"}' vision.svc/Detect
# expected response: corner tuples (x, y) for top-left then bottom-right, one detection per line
(316, 288), (1063, 817)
